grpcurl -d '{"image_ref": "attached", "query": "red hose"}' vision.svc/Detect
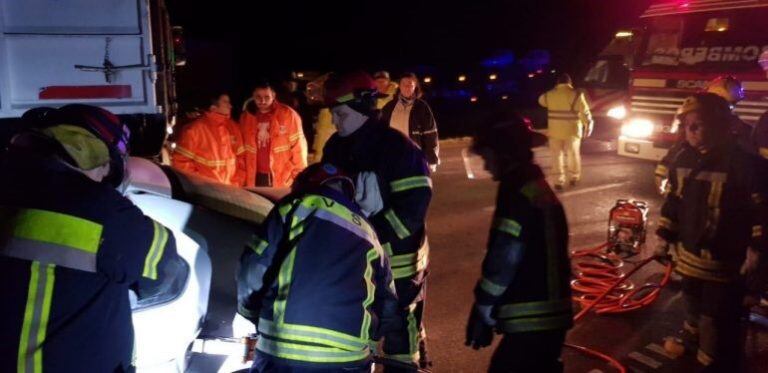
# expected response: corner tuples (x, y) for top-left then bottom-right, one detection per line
(567, 242), (673, 372)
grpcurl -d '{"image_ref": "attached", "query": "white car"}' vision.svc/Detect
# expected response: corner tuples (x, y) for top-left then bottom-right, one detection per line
(124, 158), (275, 373)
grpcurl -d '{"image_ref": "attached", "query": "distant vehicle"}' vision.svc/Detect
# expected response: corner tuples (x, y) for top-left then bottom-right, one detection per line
(125, 157), (274, 372)
(580, 29), (639, 137)
(616, 0), (768, 160)
(0, 0), (185, 159)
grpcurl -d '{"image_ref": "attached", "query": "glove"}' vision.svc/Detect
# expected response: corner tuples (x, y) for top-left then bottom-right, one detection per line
(355, 172), (383, 217)
(232, 312), (257, 337)
(653, 237), (672, 264)
(465, 304), (495, 350)
(740, 247), (760, 276)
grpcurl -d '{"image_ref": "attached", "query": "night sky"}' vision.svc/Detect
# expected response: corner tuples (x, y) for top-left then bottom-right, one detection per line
(167, 0), (652, 100)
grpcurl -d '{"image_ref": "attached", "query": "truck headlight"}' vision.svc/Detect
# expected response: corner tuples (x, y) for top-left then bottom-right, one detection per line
(606, 105), (627, 120)
(621, 119), (654, 139)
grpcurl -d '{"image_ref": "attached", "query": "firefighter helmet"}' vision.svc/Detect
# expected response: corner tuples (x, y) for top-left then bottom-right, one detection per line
(293, 163), (355, 199)
(704, 76), (744, 104)
(759, 50), (768, 71)
(20, 104), (130, 187)
(322, 71), (381, 114)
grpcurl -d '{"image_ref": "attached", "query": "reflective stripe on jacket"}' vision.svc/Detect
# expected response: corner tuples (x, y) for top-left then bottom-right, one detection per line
(538, 84), (593, 140)
(322, 120), (433, 281)
(171, 111), (246, 186)
(237, 188), (398, 365)
(240, 102), (307, 188)
(657, 142), (768, 283)
(0, 154), (179, 373)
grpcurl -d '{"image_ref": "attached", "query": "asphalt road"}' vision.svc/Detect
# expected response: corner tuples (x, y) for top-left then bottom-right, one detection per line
(424, 138), (768, 373)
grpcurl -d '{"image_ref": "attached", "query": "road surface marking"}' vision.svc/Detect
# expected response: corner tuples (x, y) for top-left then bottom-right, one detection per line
(558, 182), (629, 198)
(628, 351), (662, 369)
(461, 148), (476, 179)
(645, 343), (677, 360)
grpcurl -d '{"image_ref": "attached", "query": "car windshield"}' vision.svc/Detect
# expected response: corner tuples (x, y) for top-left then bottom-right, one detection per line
(640, 10), (768, 71)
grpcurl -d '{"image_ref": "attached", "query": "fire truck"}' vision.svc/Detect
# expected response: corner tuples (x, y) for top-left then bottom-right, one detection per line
(615, 0), (768, 160)
(580, 29), (639, 137)
(0, 0), (184, 159)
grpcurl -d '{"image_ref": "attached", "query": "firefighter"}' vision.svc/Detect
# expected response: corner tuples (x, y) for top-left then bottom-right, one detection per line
(754, 51), (768, 159)
(0, 104), (180, 372)
(305, 74), (337, 164)
(655, 76), (752, 194)
(237, 162), (400, 372)
(465, 111), (572, 373)
(172, 92), (247, 186)
(321, 71), (433, 371)
(655, 93), (768, 371)
(241, 82), (308, 187)
(538, 73), (593, 190)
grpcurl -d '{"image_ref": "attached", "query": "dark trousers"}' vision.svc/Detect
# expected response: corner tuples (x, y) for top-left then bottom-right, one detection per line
(256, 173), (272, 187)
(383, 276), (427, 372)
(250, 352), (371, 373)
(488, 329), (567, 373)
(681, 276), (747, 372)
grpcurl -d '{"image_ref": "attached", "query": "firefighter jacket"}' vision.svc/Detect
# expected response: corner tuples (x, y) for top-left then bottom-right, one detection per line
(381, 97), (440, 167)
(656, 114), (756, 194)
(240, 101), (307, 188)
(0, 150), (180, 373)
(474, 165), (573, 334)
(656, 142), (768, 283)
(538, 84), (593, 140)
(376, 82), (399, 110)
(322, 120), (432, 288)
(172, 111), (247, 186)
(309, 108), (336, 164)
(237, 187), (399, 366)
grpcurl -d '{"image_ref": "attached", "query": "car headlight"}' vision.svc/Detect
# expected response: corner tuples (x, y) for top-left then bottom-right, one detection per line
(606, 105), (627, 120)
(621, 118), (655, 139)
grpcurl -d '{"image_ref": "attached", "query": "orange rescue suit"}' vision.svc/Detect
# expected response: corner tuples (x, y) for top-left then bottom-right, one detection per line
(240, 102), (307, 187)
(172, 111), (246, 186)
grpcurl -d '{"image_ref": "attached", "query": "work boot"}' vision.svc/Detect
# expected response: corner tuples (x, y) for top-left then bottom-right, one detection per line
(663, 320), (699, 357)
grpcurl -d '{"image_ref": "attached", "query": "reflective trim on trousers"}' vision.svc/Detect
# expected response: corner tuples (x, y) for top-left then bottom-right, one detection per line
(18, 262), (55, 373)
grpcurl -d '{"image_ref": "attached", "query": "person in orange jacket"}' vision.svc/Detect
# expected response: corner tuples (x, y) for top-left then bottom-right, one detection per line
(172, 92), (247, 186)
(240, 82), (307, 187)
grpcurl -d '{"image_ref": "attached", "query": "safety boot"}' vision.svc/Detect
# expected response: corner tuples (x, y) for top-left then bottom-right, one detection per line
(663, 320), (698, 357)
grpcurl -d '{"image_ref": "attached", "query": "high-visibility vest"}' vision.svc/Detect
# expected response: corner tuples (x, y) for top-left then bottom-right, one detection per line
(538, 84), (593, 140)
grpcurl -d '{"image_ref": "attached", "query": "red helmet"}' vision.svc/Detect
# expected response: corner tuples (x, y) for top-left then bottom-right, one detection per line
(293, 163), (355, 199)
(322, 71), (378, 107)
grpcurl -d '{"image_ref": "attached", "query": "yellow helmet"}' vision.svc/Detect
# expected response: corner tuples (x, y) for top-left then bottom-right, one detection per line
(704, 76), (744, 104)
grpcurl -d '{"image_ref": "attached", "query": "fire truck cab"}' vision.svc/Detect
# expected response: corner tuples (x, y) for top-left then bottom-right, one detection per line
(617, 0), (768, 161)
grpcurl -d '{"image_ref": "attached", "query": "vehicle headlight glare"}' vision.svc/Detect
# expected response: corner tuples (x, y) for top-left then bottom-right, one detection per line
(607, 105), (627, 120)
(621, 118), (654, 139)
